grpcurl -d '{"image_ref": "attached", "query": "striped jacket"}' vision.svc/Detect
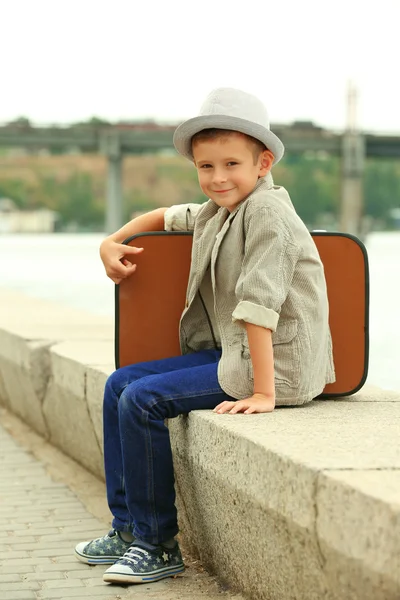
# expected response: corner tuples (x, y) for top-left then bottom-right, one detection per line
(164, 174), (335, 406)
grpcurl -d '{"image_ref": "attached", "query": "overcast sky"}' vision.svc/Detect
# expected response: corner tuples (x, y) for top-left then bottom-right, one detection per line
(1, 0), (399, 133)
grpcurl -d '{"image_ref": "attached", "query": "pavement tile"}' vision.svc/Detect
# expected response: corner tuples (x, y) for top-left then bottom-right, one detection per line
(43, 578), (85, 589)
(0, 413), (242, 600)
(0, 592), (37, 600)
(0, 423), (135, 598)
(37, 587), (127, 598)
(22, 572), (66, 582)
(0, 581), (40, 592)
(0, 574), (20, 583)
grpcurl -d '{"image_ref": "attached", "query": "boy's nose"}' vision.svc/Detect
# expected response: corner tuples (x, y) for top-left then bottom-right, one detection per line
(212, 170), (228, 184)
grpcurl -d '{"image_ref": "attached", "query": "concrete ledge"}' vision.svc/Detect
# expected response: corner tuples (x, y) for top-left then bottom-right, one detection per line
(169, 403), (400, 599)
(0, 289), (114, 469)
(0, 289), (399, 600)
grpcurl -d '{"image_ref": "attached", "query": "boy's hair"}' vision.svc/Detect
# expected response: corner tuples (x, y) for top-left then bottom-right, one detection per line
(191, 128), (268, 165)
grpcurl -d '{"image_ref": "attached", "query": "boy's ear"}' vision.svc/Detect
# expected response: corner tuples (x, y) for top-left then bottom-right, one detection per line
(259, 149), (274, 175)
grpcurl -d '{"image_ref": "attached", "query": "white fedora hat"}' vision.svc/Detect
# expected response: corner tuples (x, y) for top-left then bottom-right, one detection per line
(173, 87), (284, 165)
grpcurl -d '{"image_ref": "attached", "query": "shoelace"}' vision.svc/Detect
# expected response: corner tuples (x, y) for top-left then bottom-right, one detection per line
(123, 546), (153, 565)
(92, 529), (119, 546)
(95, 529), (116, 542)
(91, 530), (113, 543)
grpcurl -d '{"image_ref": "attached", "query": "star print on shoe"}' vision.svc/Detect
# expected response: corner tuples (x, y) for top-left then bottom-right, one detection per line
(103, 539), (185, 584)
(74, 529), (133, 565)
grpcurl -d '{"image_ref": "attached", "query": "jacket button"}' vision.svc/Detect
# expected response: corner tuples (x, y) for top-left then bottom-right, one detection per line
(185, 299), (189, 308)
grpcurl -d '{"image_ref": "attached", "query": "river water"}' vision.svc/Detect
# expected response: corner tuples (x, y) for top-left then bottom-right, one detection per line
(0, 232), (399, 392)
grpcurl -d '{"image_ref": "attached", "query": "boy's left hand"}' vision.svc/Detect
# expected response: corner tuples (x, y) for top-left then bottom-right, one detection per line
(213, 392), (275, 415)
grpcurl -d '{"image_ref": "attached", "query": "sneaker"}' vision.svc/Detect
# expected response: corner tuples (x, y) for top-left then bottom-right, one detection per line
(103, 539), (185, 584)
(74, 529), (133, 565)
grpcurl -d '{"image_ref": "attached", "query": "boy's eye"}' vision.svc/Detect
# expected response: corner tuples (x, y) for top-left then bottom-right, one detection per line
(200, 164), (212, 169)
(227, 162), (238, 166)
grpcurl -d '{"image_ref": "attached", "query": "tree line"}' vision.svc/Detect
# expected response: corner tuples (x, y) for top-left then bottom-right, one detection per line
(0, 152), (399, 231)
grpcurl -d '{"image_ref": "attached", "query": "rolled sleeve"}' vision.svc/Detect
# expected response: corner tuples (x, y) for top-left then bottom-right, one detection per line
(233, 206), (300, 331)
(164, 203), (203, 232)
(232, 301), (279, 330)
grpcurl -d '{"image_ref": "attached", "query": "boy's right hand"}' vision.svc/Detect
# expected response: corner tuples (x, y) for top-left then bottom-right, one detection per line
(100, 238), (144, 285)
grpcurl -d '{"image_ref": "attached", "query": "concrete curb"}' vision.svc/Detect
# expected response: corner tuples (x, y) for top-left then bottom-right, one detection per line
(0, 289), (399, 600)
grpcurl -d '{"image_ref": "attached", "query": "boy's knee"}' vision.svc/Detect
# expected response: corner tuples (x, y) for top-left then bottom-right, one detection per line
(104, 370), (120, 401)
(118, 380), (163, 419)
(104, 367), (137, 404)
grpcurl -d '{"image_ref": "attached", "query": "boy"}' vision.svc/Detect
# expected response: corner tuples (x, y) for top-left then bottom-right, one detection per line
(74, 88), (335, 585)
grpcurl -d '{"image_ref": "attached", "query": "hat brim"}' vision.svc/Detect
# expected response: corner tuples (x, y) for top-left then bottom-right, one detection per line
(173, 114), (284, 165)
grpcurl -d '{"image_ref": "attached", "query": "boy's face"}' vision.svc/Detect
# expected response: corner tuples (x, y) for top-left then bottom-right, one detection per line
(192, 133), (273, 212)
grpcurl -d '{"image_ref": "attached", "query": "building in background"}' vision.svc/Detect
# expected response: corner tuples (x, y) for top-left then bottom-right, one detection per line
(0, 198), (58, 233)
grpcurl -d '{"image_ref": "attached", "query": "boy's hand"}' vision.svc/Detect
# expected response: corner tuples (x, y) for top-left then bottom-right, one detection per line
(213, 392), (275, 415)
(100, 239), (144, 284)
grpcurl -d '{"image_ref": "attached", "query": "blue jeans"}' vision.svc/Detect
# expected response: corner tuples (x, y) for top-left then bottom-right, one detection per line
(103, 349), (233, 545)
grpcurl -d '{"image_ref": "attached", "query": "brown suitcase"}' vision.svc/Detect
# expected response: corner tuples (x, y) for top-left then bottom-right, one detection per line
(115, 231), (369, 397)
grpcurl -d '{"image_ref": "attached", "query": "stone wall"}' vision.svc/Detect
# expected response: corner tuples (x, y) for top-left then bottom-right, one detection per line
(0, 289), (399, 600)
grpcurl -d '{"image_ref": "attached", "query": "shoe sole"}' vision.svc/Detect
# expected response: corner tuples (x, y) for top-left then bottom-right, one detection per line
(103, 565), (185, 584)
(74, 549), (122, 565)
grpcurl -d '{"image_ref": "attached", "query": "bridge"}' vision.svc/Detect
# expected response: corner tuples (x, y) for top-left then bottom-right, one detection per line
(1, 122), (400, 234)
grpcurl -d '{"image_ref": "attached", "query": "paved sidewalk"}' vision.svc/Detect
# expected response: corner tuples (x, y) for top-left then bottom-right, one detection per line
(0, 411), (242, 600)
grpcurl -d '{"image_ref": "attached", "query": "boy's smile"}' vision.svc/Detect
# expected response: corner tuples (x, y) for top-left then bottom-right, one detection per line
(192, 133), (273, 212)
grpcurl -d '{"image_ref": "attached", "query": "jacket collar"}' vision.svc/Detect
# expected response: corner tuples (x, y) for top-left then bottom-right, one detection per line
(222, 172), (274, 221)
